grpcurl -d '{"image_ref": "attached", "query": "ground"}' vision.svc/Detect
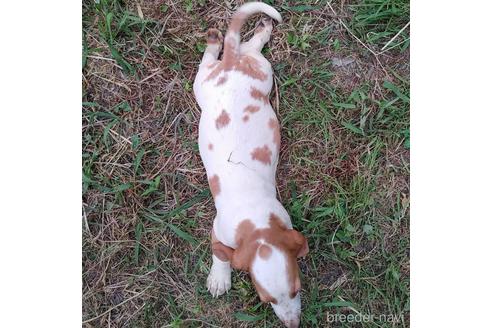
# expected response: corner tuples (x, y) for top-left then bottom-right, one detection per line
(82, 0), (410, 327)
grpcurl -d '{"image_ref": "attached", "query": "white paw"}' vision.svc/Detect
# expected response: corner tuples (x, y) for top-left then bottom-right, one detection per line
(207, 263), (231, 297)
(261, 17), (273, 28)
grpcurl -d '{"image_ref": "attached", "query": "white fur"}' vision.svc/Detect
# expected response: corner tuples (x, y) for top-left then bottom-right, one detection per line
(252, 244), (301, 327)
(271, 294), (301, 328)
(251, 244), (289, 297)
(194, 19), (291, 251)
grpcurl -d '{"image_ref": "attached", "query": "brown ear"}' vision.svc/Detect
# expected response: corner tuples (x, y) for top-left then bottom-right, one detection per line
(230, 219), (258, 271)
(288, 230), (309, 258)
(290, 276), (301, 298)
(231, 241), (259, 271)
(212, 241), (234, 262)
(231, 247), (248, 270)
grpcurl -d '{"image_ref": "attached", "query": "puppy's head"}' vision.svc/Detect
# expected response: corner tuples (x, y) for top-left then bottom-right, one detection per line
(249, 239), (307, 328)
(216, 214), (308, 327)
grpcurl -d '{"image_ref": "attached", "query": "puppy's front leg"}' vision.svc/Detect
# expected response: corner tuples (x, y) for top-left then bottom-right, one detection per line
(207, 254), (232, 297)
(207, 229), (233, 297)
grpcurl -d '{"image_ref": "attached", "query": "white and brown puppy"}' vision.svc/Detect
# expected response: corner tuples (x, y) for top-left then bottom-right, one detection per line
(193, 2), (308, 327)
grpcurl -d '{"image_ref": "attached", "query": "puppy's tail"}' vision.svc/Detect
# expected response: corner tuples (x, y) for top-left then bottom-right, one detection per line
(223, 2), (282, 66)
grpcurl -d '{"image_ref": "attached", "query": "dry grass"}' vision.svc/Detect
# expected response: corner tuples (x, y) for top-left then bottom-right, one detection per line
(83, 1), (410, 327)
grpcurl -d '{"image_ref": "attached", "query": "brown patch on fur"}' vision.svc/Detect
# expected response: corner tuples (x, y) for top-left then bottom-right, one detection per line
(244, 105), (260, 114)
(222, 38), (237, 70)
(207, 62), (220, 69)
(234, 220), (256, 244)
(231, 215), (309, 302)
(251, 145), (272, 165)
(208, 143), (213, 151)
(208, 174), (220, 198)
(231, 219), (257, 271)
(211, 230), (234, 262)
(235, 56), (268, 81)
(268, 118), (281, 151)
(221, 12), (246, 72)
(205, 54), (267, 83)
(222, 6), (248, 72)
(250, 87), (269, 104)
(215, 110), (231, 129)
(204, 6), (268, 83)
(258, 244), (272, 259)
(242, 105), (260, 123)
(216, 76), (228, 86)
(205, 62), (224, 81)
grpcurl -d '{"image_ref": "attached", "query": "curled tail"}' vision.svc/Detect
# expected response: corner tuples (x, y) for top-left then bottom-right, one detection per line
(223, 2), (282, 67)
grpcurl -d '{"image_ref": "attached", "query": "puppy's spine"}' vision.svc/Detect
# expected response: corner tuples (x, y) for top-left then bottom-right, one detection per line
(223, 2), (282, 67)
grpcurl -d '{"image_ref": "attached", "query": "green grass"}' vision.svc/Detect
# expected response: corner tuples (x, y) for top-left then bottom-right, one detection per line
(350, 0), (410, 51)
(82, 0), (409, 327)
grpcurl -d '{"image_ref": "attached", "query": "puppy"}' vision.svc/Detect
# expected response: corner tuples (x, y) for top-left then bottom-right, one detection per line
(193, 2), (308, 327)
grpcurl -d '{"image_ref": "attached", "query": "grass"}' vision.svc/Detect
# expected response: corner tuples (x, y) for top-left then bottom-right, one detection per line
(82, 0), (410, 327)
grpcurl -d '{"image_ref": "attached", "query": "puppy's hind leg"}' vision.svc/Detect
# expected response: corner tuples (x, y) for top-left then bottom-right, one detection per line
(200, 28), (223, 66)
(240, 17), (273, 54)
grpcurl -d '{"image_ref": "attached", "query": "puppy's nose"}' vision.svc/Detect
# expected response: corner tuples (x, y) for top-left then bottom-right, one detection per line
(282, 318), (299, 328)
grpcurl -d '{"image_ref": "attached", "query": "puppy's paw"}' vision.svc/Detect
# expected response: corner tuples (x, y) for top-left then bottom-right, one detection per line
(207, 28), (223, 45)
(206, 263), (231, 297)
(261, 16), (273, 27)
(255, 16), (273, 34)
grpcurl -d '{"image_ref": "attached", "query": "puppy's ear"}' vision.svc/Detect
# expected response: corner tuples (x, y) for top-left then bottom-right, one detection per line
(290, 276), (301, 298)
(230, 219), (258, 271)
(231, 241), (259, 271)
(211, 241), (234, 262)
(287, 229), (309, 258)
